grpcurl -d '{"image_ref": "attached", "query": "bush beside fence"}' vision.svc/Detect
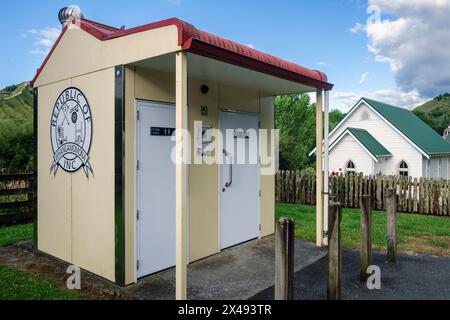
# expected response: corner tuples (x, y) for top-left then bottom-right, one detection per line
(276, 170), (450, 216)
(0, 173), (34, 226)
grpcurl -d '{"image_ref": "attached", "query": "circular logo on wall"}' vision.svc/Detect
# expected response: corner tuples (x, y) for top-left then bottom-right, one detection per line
(50, 87), (93, 177)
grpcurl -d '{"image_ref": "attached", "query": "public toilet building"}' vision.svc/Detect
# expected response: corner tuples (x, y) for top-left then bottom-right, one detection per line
(31, 9), (332, 298)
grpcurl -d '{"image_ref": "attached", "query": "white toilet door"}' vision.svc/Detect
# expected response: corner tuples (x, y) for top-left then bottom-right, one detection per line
(136, 101), (176, 278)
(220, 111), (260, 249)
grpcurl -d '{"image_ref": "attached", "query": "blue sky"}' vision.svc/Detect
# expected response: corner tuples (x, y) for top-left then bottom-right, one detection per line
(1, 0), (448, 111)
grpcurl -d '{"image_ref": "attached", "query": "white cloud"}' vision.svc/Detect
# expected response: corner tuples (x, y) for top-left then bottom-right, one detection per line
(359, 72), (370, 84)
(330, 89), (427, 112)
(30, 48), (47, 55)
(27, 26), (60, 55)
(349, 22), (366, 34)
(245, 43), (256, 49)
(317, 61), (328, 67)
(366, 0), (450, 97)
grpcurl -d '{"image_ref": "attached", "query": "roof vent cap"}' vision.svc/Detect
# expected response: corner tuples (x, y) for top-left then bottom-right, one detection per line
(58, 5), (84, 27)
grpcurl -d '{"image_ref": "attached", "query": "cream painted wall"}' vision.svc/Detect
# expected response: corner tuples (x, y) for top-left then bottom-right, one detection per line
(37, 80), (72, 263)
(125, 67), (275, 281)
(38, 63), (275, 285)
(186, 79), (220, 262)
(71, 68), (115, 282)
(37, 68), (116, 282)
(259, 95), (276, 237)
(34, 25), (179, 87)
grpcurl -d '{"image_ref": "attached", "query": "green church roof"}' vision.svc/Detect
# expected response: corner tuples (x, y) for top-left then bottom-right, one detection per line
(346, 127), (392, 158)
(362, 98), (450, 156)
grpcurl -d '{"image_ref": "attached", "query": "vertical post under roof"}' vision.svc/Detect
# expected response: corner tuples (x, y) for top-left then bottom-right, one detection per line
(175, 51), (188, 300)
(316, 90), (324, 247)
(323, 90), (330, 246)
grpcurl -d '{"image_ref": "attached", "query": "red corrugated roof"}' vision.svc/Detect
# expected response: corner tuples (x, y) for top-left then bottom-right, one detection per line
(31, 17), (333, 90)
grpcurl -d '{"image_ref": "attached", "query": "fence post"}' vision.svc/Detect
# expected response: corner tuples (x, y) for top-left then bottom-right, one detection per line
(386, 187), (397, 263)
(360, 195), (372, 281)
(275, 217), (295, 300)
(328, 202), (342, 300)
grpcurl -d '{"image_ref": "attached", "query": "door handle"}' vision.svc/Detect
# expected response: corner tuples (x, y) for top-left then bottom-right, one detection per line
(223, 149), (233, 188)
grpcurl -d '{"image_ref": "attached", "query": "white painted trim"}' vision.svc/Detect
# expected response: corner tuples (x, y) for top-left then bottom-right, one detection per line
(309, 98), (364, 157)
(310, 98), (431, 159)
(328, 129), (379, 162)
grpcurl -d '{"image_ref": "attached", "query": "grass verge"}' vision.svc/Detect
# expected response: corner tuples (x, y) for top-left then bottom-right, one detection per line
(0, 223), (32, 247)
(0, 264), (85, 300)
(0, 223), (86, 300)
(276, 203), (450, 256)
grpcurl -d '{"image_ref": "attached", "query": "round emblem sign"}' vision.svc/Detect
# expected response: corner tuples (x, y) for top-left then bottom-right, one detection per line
(50, 87), (93, 177)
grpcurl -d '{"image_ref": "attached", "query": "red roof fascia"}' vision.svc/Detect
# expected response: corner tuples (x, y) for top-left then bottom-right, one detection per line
(31, 17), (333, 90)
(185, 38), (332, 91)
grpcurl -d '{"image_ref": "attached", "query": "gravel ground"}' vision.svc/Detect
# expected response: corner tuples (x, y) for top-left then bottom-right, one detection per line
(1, 238), (449, 300)
(251, 248), (450, 300)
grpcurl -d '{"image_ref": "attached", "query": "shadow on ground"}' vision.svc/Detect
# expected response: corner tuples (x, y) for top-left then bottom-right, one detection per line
(124, 236), (326, 300)
(1, 238), (449, 300)
(251, 249), (450, 300)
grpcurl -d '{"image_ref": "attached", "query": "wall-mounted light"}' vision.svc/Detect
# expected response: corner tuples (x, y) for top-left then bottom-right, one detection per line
(200, 84), (209, 95)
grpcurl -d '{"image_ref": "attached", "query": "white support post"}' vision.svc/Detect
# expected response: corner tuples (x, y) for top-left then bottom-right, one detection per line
(316, 90), (324, 247)
(323, 90), (330, 246)
(175, 51), (188, 300)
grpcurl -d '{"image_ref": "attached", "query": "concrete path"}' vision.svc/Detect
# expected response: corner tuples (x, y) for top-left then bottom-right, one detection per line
(251, 249), (450, 300)
(124, 236), (327, 300)
(11, 237), (450, 300)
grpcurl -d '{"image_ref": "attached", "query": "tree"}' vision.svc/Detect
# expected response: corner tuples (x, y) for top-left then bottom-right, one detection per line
(0, 120), (33, 173)
(275, 94), (344, 170)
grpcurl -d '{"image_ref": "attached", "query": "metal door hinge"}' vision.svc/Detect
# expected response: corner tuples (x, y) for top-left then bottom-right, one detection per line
(259, 224), (262, 231)
(137, 110), (140, 121)
(259, 189), (262, 197)
(137, 160), (140, 171)
(137, 260), (140, 270)
(137, 210), (140, 220)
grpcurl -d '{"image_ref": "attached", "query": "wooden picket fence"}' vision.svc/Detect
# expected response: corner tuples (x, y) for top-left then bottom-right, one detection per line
(276, 170), (450, 216)
(0, 173), (34, 226)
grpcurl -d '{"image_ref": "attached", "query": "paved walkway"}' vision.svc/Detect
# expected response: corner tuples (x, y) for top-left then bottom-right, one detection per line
(124, 236), (326, 300)
(251, 248), (450, 300)
(6, 238), (450, 300)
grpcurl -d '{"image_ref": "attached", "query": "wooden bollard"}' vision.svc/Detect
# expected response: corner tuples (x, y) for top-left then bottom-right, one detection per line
(328, 202), (342, 300)
(386, 187), (397, 263)
(275, 217), (295, 300)
(360, 195), (372, 281)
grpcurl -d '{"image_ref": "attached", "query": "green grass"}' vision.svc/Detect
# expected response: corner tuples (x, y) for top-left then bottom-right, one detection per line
(276, 203), (450, 256)
(0, 264), (84, 300)
(0, 224), (88, 300)
(0, 223), (32, 247)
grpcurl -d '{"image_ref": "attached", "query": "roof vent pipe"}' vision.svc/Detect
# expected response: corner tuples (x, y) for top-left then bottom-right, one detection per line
(58, 5), (84, 27)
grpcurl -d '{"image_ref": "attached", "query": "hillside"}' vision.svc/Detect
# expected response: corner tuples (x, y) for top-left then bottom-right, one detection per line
(413, 93), (450, 135)
(0, 82), (34, 173)
(0, 82), (33, 123)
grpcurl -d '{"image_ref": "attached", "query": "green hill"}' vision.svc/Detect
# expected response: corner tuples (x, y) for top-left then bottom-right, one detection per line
(0, 82), (33, 123)
(0, 82), (34, 173)
(413, 93), (450, 135)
